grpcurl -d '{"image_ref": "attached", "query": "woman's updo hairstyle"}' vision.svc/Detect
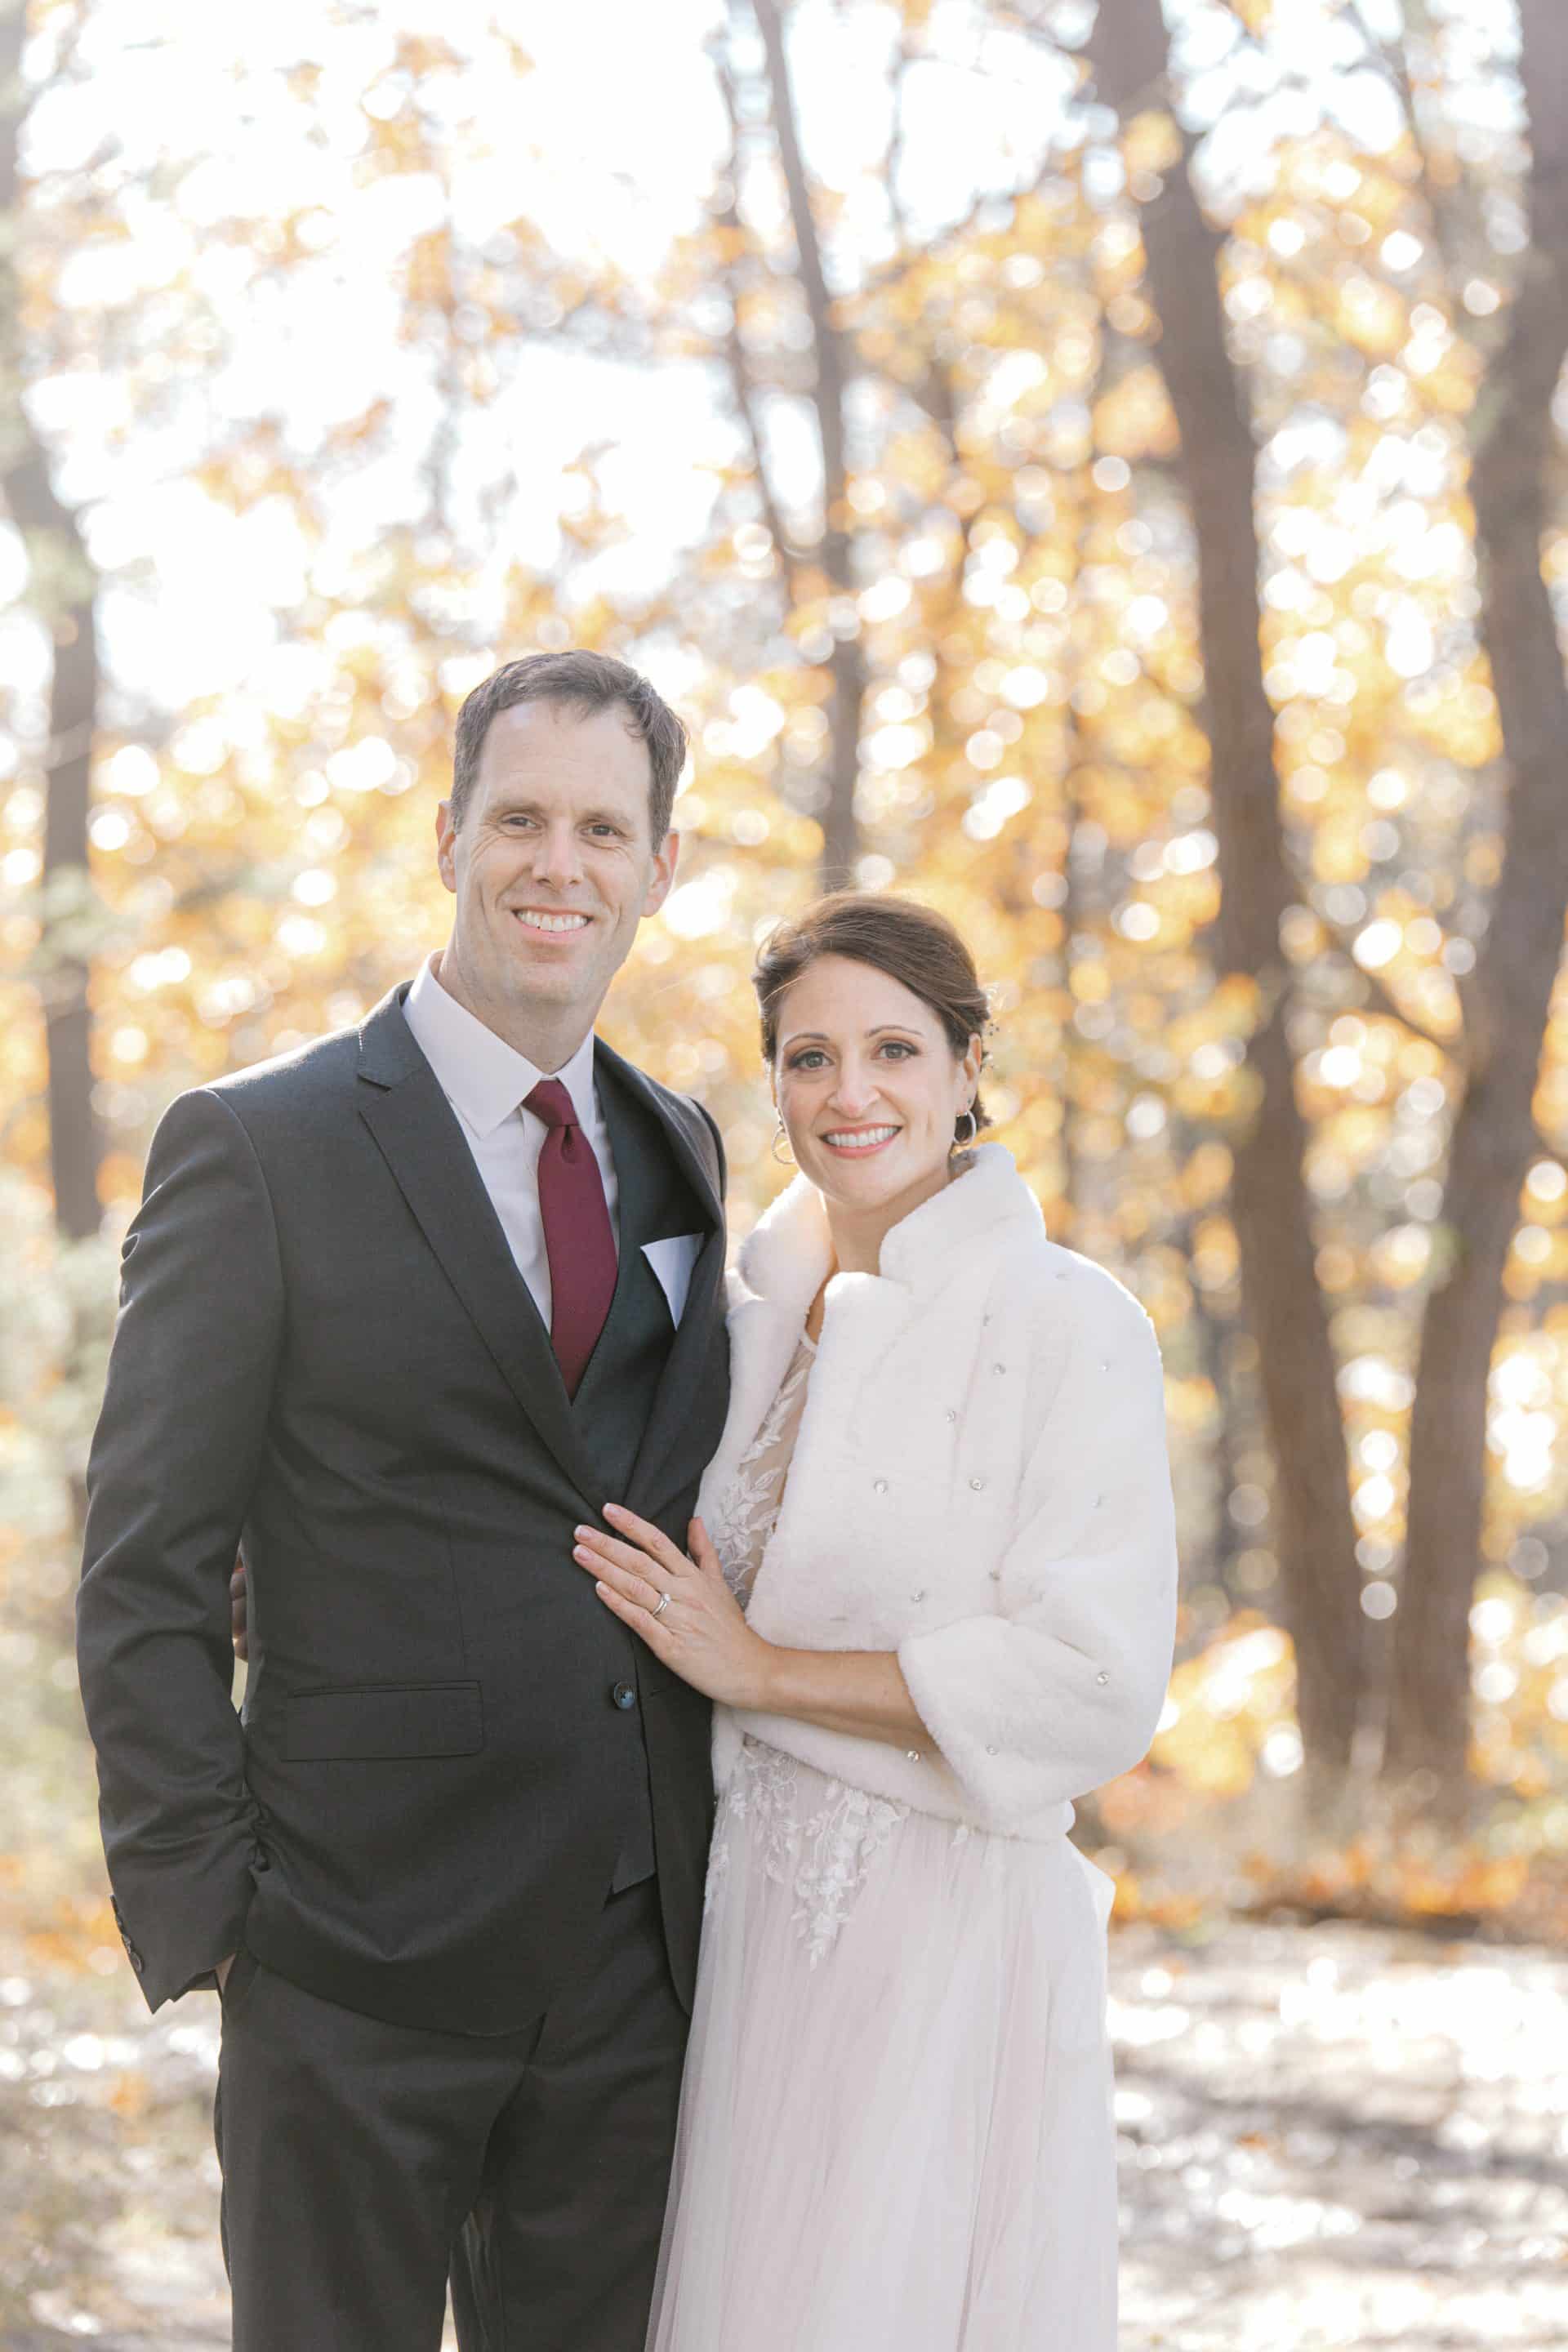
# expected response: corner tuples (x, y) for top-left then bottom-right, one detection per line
(752, 892), (995, 1146)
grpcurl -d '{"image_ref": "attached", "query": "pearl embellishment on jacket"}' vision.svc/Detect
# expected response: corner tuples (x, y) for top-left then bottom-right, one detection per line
(697, 1141), (1178, 1848)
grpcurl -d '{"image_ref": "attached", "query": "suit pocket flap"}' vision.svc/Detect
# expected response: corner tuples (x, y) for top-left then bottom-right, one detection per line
(285, 1682), (483, 1762)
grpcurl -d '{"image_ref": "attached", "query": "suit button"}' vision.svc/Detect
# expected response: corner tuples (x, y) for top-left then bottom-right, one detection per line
(611, 1682), (637, 1711)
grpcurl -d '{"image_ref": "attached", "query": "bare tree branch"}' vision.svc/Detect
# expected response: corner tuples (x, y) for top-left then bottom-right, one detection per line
(710, 47), (803, 606)
(884, 20), (914, 252)
(1314, 915), (1464, 1058)
(0, 0), (105, 1242)
(749, 0), (864, 886)
(1336, 0), (1464, 299)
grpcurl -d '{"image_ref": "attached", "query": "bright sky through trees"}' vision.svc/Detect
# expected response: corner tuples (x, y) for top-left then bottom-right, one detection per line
(14, 0), (1511, 728)
(13, 0), (1083, 710)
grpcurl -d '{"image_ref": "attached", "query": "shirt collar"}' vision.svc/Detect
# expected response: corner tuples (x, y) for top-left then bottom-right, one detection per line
(404, 952), (600, 1140)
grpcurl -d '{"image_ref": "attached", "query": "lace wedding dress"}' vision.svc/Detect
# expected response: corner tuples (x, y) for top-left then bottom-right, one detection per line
(644, 1336), (1120, 2351)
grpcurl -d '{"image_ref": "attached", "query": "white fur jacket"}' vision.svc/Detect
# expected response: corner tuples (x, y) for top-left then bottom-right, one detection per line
(696, 1144), (1179, 1842)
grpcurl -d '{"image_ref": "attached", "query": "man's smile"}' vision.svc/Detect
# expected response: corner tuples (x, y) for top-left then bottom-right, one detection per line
(513, 908), (592, 935)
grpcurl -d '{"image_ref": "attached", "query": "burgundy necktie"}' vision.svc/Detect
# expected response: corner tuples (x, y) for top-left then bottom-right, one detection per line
(525, 1078), (617, 1399)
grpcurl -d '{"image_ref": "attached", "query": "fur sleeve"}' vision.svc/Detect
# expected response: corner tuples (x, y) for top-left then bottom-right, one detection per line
(897, 1279), (1178, 1831)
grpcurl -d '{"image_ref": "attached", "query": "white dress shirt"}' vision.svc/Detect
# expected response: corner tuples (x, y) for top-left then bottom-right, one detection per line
(403, 952), (619, 1331)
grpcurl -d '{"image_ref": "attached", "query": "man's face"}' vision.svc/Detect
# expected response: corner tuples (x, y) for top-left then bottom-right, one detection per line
(435, 699), (679, 1044)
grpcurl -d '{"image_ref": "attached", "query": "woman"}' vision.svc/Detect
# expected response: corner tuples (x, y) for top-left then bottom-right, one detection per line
(573, 892), (1178, 2351)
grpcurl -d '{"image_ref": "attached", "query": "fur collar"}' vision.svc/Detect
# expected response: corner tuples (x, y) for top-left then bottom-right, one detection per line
(735, 1142), (1042, 1314)
(698, 1142), (1047, 1537)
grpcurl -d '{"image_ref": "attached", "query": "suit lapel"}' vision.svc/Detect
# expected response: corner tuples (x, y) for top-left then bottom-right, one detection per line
(571, 1067), (666, 1412)
(595, 1037), (724, 1229)
(592, 1044), (729, 1521)
(626, 1222), (727, 1521)
(355, 986), (604, 1505)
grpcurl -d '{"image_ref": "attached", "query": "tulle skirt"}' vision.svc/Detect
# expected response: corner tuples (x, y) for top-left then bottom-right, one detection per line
(645, 1735), (1120, 2352)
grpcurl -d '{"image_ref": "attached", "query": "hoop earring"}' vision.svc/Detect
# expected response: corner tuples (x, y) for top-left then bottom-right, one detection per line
(954, 1107), (978, 1149)
(771, 1119), (796, 1166)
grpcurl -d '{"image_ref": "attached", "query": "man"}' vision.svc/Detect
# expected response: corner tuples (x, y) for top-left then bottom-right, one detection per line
(76, 651), (731, 2350)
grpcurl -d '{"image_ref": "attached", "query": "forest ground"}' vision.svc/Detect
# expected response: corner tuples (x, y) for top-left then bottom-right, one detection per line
(1, 1904), (1563, 2350)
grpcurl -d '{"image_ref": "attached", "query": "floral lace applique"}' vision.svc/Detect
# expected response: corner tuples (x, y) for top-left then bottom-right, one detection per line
(711, 1735), (910, 1966)
(724, 1735), (803, 1884)
(704, 1333), (816, 1609)
(704, 1739), (800, 1920)
(702, 1332), (911, 1962)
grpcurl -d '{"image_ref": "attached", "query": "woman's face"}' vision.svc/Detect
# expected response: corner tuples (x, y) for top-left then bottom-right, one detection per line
(772, 954), (982, 1220)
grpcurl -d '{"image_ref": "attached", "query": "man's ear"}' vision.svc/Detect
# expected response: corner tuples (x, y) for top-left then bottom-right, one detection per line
(643, 827), (680, 915)
(435, 800), (457, 896)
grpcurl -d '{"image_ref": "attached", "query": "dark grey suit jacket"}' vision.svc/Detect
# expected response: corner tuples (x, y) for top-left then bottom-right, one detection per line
(76, 983), (730, 2034)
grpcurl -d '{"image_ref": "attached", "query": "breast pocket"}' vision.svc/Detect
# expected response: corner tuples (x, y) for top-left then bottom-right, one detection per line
(283, 1682), (483, 1761)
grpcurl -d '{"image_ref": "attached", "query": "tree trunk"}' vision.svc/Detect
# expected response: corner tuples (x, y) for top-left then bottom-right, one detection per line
(752, 0), (864, 889)
(1388, 0), (1568, 1800)
(1086, 0), (1363, 1780)
(0, 0), (105, 1241)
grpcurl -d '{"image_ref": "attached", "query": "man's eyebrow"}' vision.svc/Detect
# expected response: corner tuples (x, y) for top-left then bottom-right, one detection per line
(488, 798), (630, 825)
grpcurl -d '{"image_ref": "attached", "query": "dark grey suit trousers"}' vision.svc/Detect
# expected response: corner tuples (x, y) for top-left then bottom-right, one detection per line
(215, 1878), (686, 2352)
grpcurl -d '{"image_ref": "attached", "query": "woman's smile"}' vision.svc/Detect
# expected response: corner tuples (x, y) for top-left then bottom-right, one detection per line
(818, 1122), (902, 1156)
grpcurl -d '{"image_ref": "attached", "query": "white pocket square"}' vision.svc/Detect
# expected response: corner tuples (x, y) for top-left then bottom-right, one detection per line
(642, 1234), (705, 1328)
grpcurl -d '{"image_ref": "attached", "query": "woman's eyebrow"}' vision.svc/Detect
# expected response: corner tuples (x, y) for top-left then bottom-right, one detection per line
(781, 1025), (923, 1047)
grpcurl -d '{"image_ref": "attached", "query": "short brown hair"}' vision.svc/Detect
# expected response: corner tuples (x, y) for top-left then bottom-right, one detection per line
(450, 650), (688, 844)
(753, 892), (994, 1143)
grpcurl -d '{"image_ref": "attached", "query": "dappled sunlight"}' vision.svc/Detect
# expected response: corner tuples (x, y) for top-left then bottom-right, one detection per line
(6, 0), (1568, 2340)
(1114, 1918), (1568, 2348)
